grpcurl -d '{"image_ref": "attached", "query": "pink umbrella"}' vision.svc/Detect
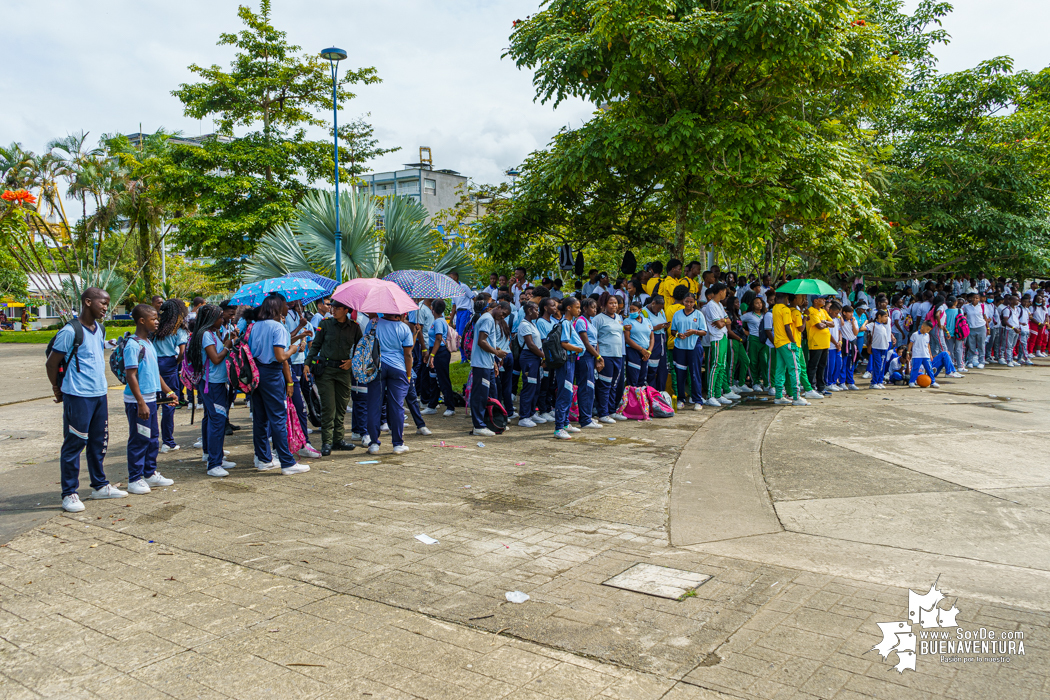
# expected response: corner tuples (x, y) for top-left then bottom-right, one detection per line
(331, 278), (419, 314)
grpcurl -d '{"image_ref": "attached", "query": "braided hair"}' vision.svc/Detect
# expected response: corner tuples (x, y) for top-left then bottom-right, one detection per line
(154, 299), (186, 340)
(187, 304), (223, 374)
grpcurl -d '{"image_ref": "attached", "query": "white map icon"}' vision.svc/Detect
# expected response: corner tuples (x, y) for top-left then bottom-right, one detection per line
(872, 583), (959, 673)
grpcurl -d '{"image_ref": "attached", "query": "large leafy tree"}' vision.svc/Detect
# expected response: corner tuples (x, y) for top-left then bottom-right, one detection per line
(165, 0), (384, 278)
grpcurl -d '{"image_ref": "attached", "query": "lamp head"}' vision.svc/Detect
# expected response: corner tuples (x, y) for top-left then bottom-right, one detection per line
(320, 47), (347, 62)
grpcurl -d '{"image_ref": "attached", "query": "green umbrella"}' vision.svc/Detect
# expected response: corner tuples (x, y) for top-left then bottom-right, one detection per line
(776, 278), (838, 296)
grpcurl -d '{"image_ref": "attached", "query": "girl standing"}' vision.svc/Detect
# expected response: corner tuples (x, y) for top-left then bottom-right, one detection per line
(516, 302), (545, 427)
(553, 297), (584, 440)
(573, 298), (602, 429)
(670, 294), (707, 410)
(643, 296), (669, 391)
(153, 300), (188, 452)
(592, 294), (626, 421)
(368, 313), (416, 454)
(623, 300), (654, 387)
(188, 304), (236, 476)
(741, 297), (767, 392)
(426, 299), (456, 416)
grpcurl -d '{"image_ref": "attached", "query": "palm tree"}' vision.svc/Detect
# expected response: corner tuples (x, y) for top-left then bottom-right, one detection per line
(0, 142), (34, 189)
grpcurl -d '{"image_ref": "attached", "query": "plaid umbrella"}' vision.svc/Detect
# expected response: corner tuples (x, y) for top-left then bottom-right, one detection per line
(282, 271), (337, 303)
(382, 270), (462, 299)
(229, 277), (327, 307)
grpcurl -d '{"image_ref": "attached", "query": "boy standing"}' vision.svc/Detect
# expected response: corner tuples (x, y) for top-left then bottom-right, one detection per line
(123, 304), (178, 495)
(908, 320), (940, 387)
(46, 288), (126, 512)
(805, 298), (832, 397)
(771, 293), (807, 406)
(961, 292), (987, 369)
(866, 309), (892, 388)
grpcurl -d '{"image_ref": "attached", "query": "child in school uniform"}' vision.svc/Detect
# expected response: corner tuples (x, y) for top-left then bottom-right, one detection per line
(908, 320), (940, 388)
(741, 296), (767, 393)
(838, 306), (860, 390)
(1017, 296), (1033, 366)
(864, 309), (892, 389)
(825, 301), (843, 391)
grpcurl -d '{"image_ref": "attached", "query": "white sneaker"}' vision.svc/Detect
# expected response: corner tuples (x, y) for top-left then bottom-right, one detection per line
(862, 372), (872, 379)
(718, 396), (732, 405)
(554, 429), (572, 440)
(518, 418), (537, 427)
(192, 438), (203, 449)
(299, 445), (321, 459)
(875, 383), (886, 389)
(195, 403), (204, 409)
(367, 443), (380, 454)
(599, 416), (617, 424)
(773, 398), (792, 405)
(508, 413), (519, 420)
(847, 384), (859, 391)
(723, 391), (741, 400)
(145, 473), (174, 487)
(977, 363), (985, 369)
(737, 385), (754, 394)
(473, 428), (496, 437)
(349, 432), (362, 441)
(159, 444), (179, 454)
(443, 410), (456, 417)
(677, 401), (686, 410)
(362, 434), (372, 447)
(380, 423), (390, 433)
(531, 414), (547, 424)
(768, 388), (776, 396)
(416, 426), (432, 436)
(931, 381), (941, 388)
(90, 484), (127, 499)
(828, 384), (841, 392)
(705, 398), (722, 407)
(909, 382), (919, 388)
(282, 463), (310, 475)
(392, 445), (410, 455)
(792, 398), (811, 406)
(421, 407), (438, 415)
(200, 449), (232, 462)
(581, 421), (602, 429)
(693, 402), (703, 411)
(566, 425), (581, 433)
(612, 413), (627, 421)
(1008, 361), (1019, 367)
(804, 390), (824, 400)
(62, 494), (85, 512)
(207, 466), (229, 477)
(949, 372), (964, 378)
(541, 412), (555, 422)
(254, 456), (279, 471)
(752, 384), (764, 393)
(998, 360), (1007, 365)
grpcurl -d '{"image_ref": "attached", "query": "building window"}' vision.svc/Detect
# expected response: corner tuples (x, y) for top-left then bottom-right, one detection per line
(424, 178), (437, 194)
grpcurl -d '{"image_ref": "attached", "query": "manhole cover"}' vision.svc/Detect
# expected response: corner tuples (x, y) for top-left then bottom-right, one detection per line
(602, 563), (711, 600)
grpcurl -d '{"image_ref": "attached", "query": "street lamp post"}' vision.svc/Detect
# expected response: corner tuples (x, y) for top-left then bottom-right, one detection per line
(320, 46), (348, 282)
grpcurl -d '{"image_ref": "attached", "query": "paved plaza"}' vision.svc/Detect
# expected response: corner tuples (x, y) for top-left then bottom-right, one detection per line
(1, 345), (1049, 699)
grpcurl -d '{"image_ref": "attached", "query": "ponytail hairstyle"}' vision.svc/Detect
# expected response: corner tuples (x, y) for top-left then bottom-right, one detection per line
(187, 304), (223, 373)
(496, 300), (512, 339)
(558, 295), (579, 317)
(154, 299), (186, 340)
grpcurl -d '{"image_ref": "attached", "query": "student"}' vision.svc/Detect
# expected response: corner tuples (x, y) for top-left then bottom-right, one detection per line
(591, 294), (626, 421)
(908, 320), (940, 387)
(741, 296), (767, 392)
(248, 293), (310, 474)
(771, 292), (808, 406)
(402, 306), (434, 434)
(961, 292), (987, 368)
(803, 297), (831, 397)
(189, 304), (237, 475)
(449, 270), (477, 346)
(367, 312), (417, 453)
(492, 300), (516, 417)
(47, 288), (126, 512)
(534, 298), (558, 423)
(624, 300), (654, 388)
(423, 299), (456, 417)
(153, 299), (188, 452)
(1000, 296), (1021, 366)
(349, 312), (372, 443)
(670, 293), (706, 410)
(285, 300), (320, 459)
(482, 273), (500, 298)
(791, 295), (818, 397)
(643, 295), (669, 391)
(306, 300), (361, 455)
(724, 295), (751, 394)
(1030, 295), (1048, 357)
(573, 298), (603, 428)
(943, 297), (966, 372)
(516, 302), (546, 427)
(310, 297), (332, 327)
(763, 292), (777, 394)
(1016, 296), (1033, 366)
(890, 295), (909, 349)
(658, 259), (686, 311)
(838, 305), (860, 390)
(554, 297), (585, 439)
(865, 309), (892, 389)
(825, 302), (843, 391)
(702, 283), (737, 405)
(468, 302), (506, 438)
(122, 304), (178, 494)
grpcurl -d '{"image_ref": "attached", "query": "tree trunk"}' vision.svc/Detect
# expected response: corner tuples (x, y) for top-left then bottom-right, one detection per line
(673, 202), (692, 261)
(138, 214), (154, 296)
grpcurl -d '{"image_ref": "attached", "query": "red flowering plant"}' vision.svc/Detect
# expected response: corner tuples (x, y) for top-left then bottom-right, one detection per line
(1, 189), (37, 206)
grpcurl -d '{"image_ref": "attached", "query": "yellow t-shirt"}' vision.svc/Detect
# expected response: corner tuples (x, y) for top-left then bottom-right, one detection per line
(684, 277), (700, 296)
(806, 307), (831, 350)
(659, 277), (687, 310)
(643, 277), (660, 296)
(772, 304), (794, 348)
(665, 302), (684, 348)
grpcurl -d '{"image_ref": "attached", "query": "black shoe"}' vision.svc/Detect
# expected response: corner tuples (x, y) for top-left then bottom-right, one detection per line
(332, 440), (356, 451)
(321, 444), (332, 456)
(229, 423), (242, 431)
(225, 425), (234, 436)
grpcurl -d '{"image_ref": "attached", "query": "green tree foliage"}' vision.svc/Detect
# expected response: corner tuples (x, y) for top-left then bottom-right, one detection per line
(165, 0), (385, 278)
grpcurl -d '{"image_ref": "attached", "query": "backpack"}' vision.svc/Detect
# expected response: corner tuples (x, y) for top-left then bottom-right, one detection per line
(461, 319), (476, 362)
(45, 319), (103, 389)
(954, 312), (970, 340)
(646, 386), (675, 418)
(109, 332), (144, 385)
(286, 398), (306, 453)
(226, 325), (260, 394)
(303, 373), (322, 427)
(483, 398), (508, 434)
(542, 322), (567, 369)
(351, 326), (380, 384)
(617, 385), (651, 421)
(511, 333), (523, 363)
(446, 326), (459, 352)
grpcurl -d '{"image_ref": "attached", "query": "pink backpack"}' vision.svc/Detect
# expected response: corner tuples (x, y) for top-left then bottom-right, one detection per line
(226, 324), (260, 394)
(645, 386), (674, 418)
(447, 326), (459, 352)
(617, 386), (651, 421)
(286, 398), (306, 454)
(567, 385), (580, 423)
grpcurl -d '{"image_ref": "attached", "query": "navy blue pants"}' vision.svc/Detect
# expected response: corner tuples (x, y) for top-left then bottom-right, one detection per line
(538, 369), (554, 414)
(870, 348), (888, 387)
(498, 354), (514, 414)
(469, 367), (494, 430)
(367, 365), (410, 446)
(674, 345), (704, 403)
(252, 363), (295, 468)
(625, 347), (646, 387)
(404, 366), (426, 429)
(124, 398), (159, 484)
(61, 394), (110, 497)
(351, 372), (368, 436)
(554, 358), (576, 431)
(574, 353), (596, 426)
(596, 356), (623, 418)
(647, 335), (668, 391)
(289, 364), (309, 445)
(199, 380), (228, 468)
(428, 346), (456, 410)
(157, 355), (180, 447)
(518, 351), (542, 419)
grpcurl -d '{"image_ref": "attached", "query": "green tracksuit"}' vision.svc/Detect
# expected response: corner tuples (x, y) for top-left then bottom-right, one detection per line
(774, 343), (802, 400)
(705, 337), (729, 399)
(746, 335), (769, 387)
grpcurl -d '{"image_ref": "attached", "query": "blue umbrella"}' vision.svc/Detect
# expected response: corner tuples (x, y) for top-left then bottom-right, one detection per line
(282, 271), (337, 303)
(383, 270), (462, 299)
(229, 277), (327, 307)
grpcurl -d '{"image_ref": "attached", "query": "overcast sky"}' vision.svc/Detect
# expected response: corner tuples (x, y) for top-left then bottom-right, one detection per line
(2, 0), (1047, 187)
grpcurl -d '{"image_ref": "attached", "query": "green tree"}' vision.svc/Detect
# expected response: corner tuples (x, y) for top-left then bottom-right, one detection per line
(166, 0), (385, 278)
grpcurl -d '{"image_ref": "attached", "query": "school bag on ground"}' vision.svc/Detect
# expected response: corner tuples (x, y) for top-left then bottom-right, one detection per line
(225, 324), (260, 395)
(542, 322), (567, 370)
(109, 332), (144, 385)
(483, 398), (508, 434)
(617, 385), (651, 421)
(646, 386), (675, 418)
(351, 326), (380, 384)
(286, 398), (306, 453)
(45, 318), (104, 391)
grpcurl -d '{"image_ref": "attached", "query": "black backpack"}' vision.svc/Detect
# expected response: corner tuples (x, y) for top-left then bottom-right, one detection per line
(45, 319), (104, 391)
(511, 334), (523, 363)
(484, 398), (508, 434)
(542, 322), (567, 370)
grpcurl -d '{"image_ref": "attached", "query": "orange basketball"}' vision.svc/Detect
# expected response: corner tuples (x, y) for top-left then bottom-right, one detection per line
(917, 374), (932, 388)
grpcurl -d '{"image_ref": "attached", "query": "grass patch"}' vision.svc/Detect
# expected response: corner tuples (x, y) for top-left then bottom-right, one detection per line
(0, 327), (128, 344)
(448, 359), (471, 389)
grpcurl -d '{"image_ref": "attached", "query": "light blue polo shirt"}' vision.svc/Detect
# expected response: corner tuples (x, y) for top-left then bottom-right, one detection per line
(517, 319), (542, 353)
(428, 317), (449, 348)
(591, 313), (625, 357)
(671, 309), (706, 350)
(472, 313), (497, 370)
(284, 310), (311, 365)
(153, 328), (187, 358)
(51, 322), (108, 398)
(123, 336), (160, 402)
(560, 319), (583, 359)
(625, 314), (653, 351)
(248, 319), (289, 365)
(644, 308), (667, 335)
(493, 321), (511, 353)
(202, 330), (229, 383)
(536, 317), (554, 339)
(574, 316), (597, 347)
(376, 318), (413, 371)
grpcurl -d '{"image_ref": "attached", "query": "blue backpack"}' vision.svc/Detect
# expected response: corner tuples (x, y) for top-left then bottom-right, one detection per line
(109, 333), (144, 385)
(351, 326), (380, 384)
